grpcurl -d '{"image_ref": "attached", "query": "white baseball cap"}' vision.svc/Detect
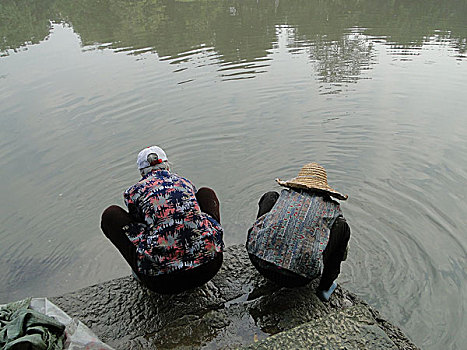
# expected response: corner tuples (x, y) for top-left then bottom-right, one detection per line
(136, 146), (168, 170)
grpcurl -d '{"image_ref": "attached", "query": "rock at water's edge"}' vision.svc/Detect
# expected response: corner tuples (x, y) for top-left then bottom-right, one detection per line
(51, 245), (419, 350)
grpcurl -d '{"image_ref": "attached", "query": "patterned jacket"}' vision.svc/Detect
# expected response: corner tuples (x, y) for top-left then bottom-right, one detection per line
(247, 188), (342, 279)
(123, 169), (224, 276)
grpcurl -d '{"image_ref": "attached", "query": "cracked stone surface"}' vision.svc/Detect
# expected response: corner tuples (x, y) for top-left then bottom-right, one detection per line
(50, 245), (419, 349)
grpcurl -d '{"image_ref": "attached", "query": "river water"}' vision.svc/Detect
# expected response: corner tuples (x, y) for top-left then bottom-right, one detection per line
(1, 0), (466, 348)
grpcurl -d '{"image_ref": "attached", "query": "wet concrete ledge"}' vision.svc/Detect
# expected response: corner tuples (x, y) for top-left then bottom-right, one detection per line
(51, 245), (419, 349)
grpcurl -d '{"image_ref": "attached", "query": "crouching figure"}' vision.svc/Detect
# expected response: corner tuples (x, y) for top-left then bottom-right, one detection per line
(101, 146), (224, 294)
(246, 163), (350, 301)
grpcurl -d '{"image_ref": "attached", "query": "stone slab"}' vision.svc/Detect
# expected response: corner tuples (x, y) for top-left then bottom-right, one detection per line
(244, 304), (397, 350)
(50, 245), (419, 349)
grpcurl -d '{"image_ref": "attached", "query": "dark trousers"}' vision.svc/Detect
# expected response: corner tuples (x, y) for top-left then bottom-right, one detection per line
(249, 191), (350, 290)
(100, 187), (223, 294)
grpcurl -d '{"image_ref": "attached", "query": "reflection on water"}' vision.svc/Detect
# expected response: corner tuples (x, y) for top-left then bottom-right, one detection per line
(2, 0), (466, 82)
(1, 1), (466, 349)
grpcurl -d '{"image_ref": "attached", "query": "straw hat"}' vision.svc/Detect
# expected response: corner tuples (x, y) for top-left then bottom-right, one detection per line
(276, 163), (348, 200)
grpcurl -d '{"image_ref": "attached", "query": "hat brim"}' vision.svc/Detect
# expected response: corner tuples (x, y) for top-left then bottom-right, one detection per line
(276, 178), (348, 201)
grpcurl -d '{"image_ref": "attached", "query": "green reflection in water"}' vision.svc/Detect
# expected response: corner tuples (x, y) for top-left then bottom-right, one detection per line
(1, 0), (466, 58)
(2, 0), (466, 89)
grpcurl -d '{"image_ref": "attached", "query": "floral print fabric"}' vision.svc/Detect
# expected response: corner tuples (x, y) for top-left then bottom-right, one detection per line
(123, 169), (224, 276)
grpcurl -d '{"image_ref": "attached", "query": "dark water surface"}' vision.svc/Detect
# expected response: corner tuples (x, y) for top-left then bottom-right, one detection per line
(1, 0), (466, 348)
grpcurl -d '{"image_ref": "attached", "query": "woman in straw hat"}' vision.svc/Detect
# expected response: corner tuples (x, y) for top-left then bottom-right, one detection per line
(246, 163), (350, 301)
(101, 146), (224, 294)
